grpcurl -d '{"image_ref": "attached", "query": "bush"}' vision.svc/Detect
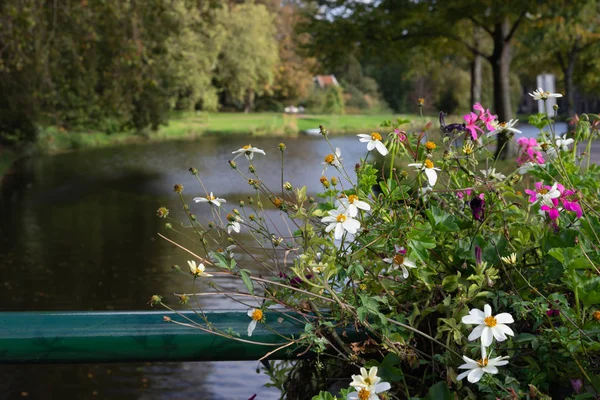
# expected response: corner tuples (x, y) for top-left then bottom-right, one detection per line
(156, 97), (600, 399)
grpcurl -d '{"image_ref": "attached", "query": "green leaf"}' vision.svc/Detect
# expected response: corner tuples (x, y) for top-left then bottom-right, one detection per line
(442, 274), (460, 292)
(239, 268), (254, 295)
(427, 382), (452, 400)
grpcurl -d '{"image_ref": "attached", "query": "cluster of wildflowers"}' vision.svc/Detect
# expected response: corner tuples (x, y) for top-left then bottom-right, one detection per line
(525, 181), (582, 220)
(156, 87), (600, 399)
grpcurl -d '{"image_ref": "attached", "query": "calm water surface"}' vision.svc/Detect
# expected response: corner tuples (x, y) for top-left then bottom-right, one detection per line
(0, 134), (369, 400)
(1, 122), (594, 399)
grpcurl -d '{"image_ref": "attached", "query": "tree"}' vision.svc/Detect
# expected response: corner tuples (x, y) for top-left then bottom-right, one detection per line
(215, 3), (279, 112)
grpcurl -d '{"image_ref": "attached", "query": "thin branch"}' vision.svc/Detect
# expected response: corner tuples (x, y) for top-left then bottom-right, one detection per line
(506, 9), (527, 42)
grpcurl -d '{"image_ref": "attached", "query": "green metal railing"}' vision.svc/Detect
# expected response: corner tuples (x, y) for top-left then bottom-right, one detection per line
(0, 310), (358, 364)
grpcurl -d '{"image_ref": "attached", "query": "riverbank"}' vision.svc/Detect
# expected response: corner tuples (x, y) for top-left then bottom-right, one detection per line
(33, 112), (424, 155)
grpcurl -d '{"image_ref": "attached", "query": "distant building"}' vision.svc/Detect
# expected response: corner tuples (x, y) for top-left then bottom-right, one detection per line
(313, 75), (339, 89)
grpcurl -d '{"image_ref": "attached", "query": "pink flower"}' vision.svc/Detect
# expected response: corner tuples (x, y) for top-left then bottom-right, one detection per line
(541, 198), (560, 220)
(561, 190), (583, 218)
(464, 112), (484, 140)
(457, 189), (473, 200)
(473, 103), (497, 131)
(393, 128), (407, 143)
(517, 137), (545, 166)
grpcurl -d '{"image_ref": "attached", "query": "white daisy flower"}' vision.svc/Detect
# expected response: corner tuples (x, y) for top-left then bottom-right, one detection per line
(408, 159), (441, 186)
(555, 134), (574, 151)
(193, 192), (226, 207)
(357, 132), (388, 156)
(383, 248), (417, 279)
(247, 308), (263, 337)
(529, 88), (563, 101)
(457, 346), (510, 383)
(321, 208), (361, 241)
(226, 213), (242, 234)
(461, 304), (515, 347)
(322, 147), (343, 172)
(348, 367), (391, 400)
(480, 168), (506, 181)
(232, 144), (266, 161)
(187, 260), (213, 278)
(337, 194), (371, 217)
(487, 119), (521, 136)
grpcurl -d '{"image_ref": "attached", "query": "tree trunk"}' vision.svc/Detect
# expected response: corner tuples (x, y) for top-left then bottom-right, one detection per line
(244, 88), (255, 113)
(471, 29), (482, 106)
(564, 46), (578, 119)
(491, 18), (514, 160)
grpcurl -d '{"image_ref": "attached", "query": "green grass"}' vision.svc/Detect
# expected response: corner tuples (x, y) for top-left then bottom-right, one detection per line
(33, 111), (433, 155)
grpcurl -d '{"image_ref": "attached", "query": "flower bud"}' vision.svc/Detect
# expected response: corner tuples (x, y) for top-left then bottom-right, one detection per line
(156, 207), (169, 218)
(173, 184), (184, 193)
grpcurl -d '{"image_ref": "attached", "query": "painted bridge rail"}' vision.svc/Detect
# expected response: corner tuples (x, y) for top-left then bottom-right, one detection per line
(0, 310), (360, 364)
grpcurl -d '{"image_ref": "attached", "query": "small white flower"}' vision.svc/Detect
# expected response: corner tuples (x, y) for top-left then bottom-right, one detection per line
(321, 209), (361, 241)
(480, 168), (506, 181)
(408, 159), (441, 186)
(488, 119), (521, 136)
(226, 213), (242, 234)
(500, 253), (517, 265)
(555, 134), (574, 151)
(457, 346), (510, 383)
(348, 367), (391, 400)
(187, 260), (213, 277)
(462, 304), (515, 347)
(383, 250), (417, 279)
(518, 162), (535, 175)
(322, 147), (343, 172)
(358, 132), (388, 156)
(247, 308), (263, 337)
(232, 144), (266, 161)
(337, 194), (371, 217)
(529, 88), (563, 101)
(194, 192), (226, 207)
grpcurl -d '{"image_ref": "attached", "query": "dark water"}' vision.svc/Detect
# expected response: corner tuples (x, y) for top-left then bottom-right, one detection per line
(0, 122), (595, 399)
(0, 134), (369, 400)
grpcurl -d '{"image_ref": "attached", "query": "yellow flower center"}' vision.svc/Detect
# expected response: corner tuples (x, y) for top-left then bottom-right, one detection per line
(593, 310), (600, 321)
(370, 132), (382, 141)
(358, 388), (371, 400)
(336, 214), (347, 223)
(273, 197), (283, 208)
(477, 358), (489, 367)
(539, 188), (549, 195)
(207, 195), (215, 200)
(499, 122), (507, 127)
(424, 159), (434, 169)
(484, 316), (497, 327)
(243, 144), (252, 150)
(393, 254), (405, 265)
(418, 98), (425, 105)
(227, 213), (236, 222)
(425, 141), (436, 150)
(252, 309), (263, 321)
(348, 194), (359, 204)
(324, 154), (335, 164)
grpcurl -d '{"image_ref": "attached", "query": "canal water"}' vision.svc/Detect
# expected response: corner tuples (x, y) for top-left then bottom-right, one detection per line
(0, 121), (592, 399)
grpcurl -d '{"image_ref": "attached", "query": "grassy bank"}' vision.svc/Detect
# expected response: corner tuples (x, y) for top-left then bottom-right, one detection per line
(34, 112), (427, 154)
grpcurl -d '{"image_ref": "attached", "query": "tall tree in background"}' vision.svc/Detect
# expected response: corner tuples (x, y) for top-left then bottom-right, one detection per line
(518, 0), (600, 118)
(216, 3), (279, 112)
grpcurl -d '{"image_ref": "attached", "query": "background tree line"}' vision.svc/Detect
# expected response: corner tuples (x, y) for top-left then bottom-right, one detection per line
(2, 0), (600, 149)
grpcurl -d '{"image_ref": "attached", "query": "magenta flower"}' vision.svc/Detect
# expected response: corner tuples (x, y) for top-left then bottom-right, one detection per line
(541, 199), (560, 220)
(464, 112), (484, 140)
(516, 137), (545, 166)
(473, 103), (497, 131)
(393, 128), (407, 143)
(470, 193), (485, 221)
(561, 190), (583, 218)
(524, 182), (562, 206)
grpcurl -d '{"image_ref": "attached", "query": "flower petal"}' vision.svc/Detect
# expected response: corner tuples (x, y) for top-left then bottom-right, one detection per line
(247, 319), (257, 337)
(467, 324), (485, 342)
(484, 304), (492, 317)
(481, 327), (494, 347)
(467, 368), (484, 383)
(495, 313), (514, 324)
(373, 382), (391, 393)
(375, 140), (388, 156)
